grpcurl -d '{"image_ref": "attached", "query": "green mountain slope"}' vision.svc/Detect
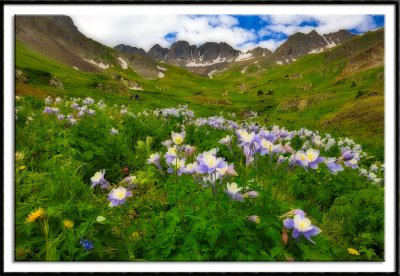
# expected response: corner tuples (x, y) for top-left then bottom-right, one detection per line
(15, 29), (384, 157)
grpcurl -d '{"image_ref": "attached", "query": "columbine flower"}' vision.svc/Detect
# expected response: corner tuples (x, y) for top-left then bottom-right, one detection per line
(183, 162), (198, 174)
(57, 114), (65, 120)
(359, 168), (368, 176)
(147, 153), (163, 172)
(43, 106), (53, 114)
(122, 175), (137, 189)
(216, 162), (238, 177)
(45, 96), (52, 105)
(90, 170), (110, 189)
(55, 97), (62, 104)
(162, 139), (172, 148)
(347, 248), (360, 256)
(83, 97), (94, 105)
(247, 215), (260, 224)
(110, 128), (119, 135)
(196, 150), (225, 174)
(63, 220), (74, 229)
(107, 186), (132, 207)
(344, 157), (359, 169)
(338, 149), (355, 162)
(325, 158), (344, 174)
(243, 145), (255, 166)
(25, 208), (45, 223)
(282, 210), (321, 244)
(184, 145), (196, 156)
(244, 191), (259, 198)
(294, 149), (324, 169)
(80, 239), (94, 251)
(167, 158), (186, 176)
(260, 139), (281, 156)
(171, 131), (185, 145)
(88, 109), (95, 115)
(225, 182), (244, 202)
(219, 135), (233, 153)
(164, 146), (177, 164)
(370, 163), (378, 171)
(68, 117), (77, 125)
(236, 129), (257, 146)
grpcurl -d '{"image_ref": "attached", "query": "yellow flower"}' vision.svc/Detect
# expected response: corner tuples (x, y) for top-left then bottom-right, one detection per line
(18, 165), (26, 170)
(347, 248), (360, 256)
(25, 208), (45, 223)
(63, 220), (74, 229)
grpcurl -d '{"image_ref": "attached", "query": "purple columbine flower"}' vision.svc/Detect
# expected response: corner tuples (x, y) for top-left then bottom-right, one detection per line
(243, 145), (255, 166)
(88, 109), (95, 115)
(43, 106), (53, 114)
(236, 129), (257, 147)
(196, 150), (226, 174)
(57, 114), (65, 120)
(184, 145), (196, 156)
(147, 153), (163, 172)
(171, 131), (186, 145)
(161, 139), (172, 148)
(259, 138), (282, 156)
(183, 162), (198, 175)
(45, 96), (53, 105)
(339, 149), (355, 162)
(294, 149), (324, 169)
(68, 117), (78, 125)
(107, 186), (132, 207)
(123, 175), (137, 189)
(282, 211), (321, 244)
(225, 182), (244, 202)
(167, 158), (186, 176)
(344, 158), (359, 169)
(325, 157), (344, 175)
(244, 191), (259, 198)
(164, 146), (177, 165)
(90, 169), (110, 189)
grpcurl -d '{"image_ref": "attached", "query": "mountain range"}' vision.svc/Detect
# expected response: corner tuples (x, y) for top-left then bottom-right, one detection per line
(16, 15), (359, 77)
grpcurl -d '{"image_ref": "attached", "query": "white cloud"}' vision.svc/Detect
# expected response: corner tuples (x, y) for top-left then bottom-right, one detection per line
(260, 15), (377, 35)
(71, 14), (254, 51)
(70, 14), (379, 55)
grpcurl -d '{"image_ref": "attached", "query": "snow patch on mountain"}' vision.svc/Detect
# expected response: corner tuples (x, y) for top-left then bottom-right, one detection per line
(186, 55), (229, 67)
(235, 52), (253, 62)
(157, 65), (167, 71)
(83, 58), (110, 69)
(118, 57), (128, 69)
(158, 72), (165, 78)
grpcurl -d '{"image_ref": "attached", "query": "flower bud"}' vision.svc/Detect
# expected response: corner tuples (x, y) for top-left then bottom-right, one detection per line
(247, 215), (260, 224)
(244, 191), (259, 198)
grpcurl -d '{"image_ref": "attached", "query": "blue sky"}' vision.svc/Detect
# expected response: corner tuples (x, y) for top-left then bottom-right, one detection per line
(72, 14), (384, 52)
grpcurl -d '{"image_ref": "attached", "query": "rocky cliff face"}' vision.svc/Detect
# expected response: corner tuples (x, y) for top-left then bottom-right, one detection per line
(16, 15), (115, 72)
(274, 29), (354, 64)
(147, 44), (169, 61)
(114, 44), (146, 56)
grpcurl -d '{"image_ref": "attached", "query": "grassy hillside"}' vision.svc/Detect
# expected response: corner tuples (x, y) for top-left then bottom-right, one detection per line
(14, 32), (385, 262)
(15, 28), (384, 159)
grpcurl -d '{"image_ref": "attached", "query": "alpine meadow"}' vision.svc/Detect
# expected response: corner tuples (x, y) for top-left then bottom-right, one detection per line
(14, 15), (385, 262)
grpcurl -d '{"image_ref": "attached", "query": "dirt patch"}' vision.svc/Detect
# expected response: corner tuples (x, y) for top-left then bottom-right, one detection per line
(279, 93), (334, 111)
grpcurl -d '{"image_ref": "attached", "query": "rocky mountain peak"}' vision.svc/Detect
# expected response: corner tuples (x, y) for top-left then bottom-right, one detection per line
(147, 44), (169, 61)
(274, 29), (354, 64)
(114, 44), (146, 56)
